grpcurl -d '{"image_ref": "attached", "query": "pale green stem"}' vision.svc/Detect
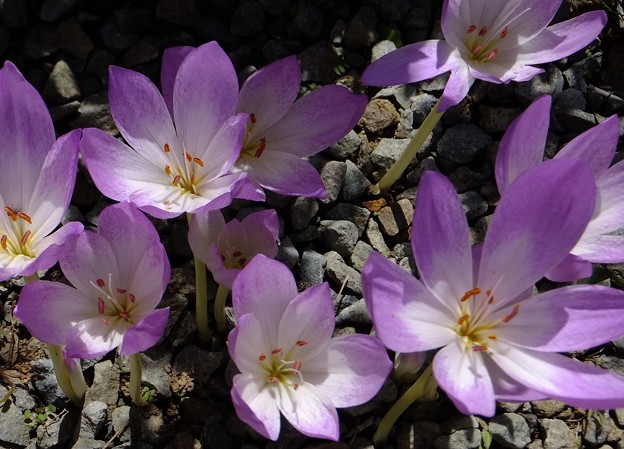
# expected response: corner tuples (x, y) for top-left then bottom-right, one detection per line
(371, 99), (443, 195)
(374, 365), (435, 448)
(129, 353), (143, 406)
(214, 284), (229, 333)
(187, 213), (212, 346)
(23, 274), (86, 405)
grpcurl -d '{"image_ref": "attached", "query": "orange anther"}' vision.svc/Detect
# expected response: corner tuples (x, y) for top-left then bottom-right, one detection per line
(479, 26), (487, 36)
(472, 345), (488, 352)
(271, 348), (282, 354)
(502, 304), (520, 323)
(17, 212), (32, 224)
(467, 25), (477, 33)
(4, 207), (17, 221)
(250, 113), (257, 124)
(172, 175), (181, 186)
(20, 230), (31, 246)
(0, 235), (7, 250)
(185, 152), (192, 162)
(164, 165), (171, 175)
(460, 288), (481, 302)
(457, 314), (470, 325)
(164, 143), (171, 153)
(259, 354), (266, 361)
(254, 138), (267, 158)
(488, 335), (497, 340)
(193, 157), (204, 167)
(296, 340), (308, 346)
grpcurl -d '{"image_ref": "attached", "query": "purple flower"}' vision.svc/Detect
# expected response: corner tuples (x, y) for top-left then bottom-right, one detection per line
(0, 62), (83, 280)
(228, 255), (392, 440)
(15, 202), (170, 359)
(162, 50), (367, 199)
(188, 209), (280, 290)
(361, 0), (607, 111)
(80, 42), (251, 219)
(363, 162), (624, 416)
(496, 96), (624, 281)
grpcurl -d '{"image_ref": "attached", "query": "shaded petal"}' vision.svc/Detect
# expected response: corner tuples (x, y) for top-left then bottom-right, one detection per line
(584, 160), (624, 235)
(495, 285), (624, 352)
(361, 40), (456, 86)
(573, 234), (624, 263)
(483, 357), (548, 402)
(65, 317), (127, 359)
(491, 344), (624, 410)
(184, 172), (248, 216)
(433, 340), (496, 416)
(306, 334), (391, 408)
(120, 308), (170, 355)
(362, 251), (456, 353)
(544, 253), (592, 282)
(495, 96), (551, 194)
(108, 66), (179, 164)
(205, 245), (238, 289)
(239, 151), (326, 198)
(242, 210), (280, 259)
(438, 61), (474, 111)
(237, 55), (300, 137)
(232, 255), (297, 348)
(478, 159), (596, 309)
(14, 281), (93, 345)
(161, 46), (194, 117)
(232, 375), (281, 441)
(228, 314), (270, 376)
(231, 177), (266, 202)
(412, 171), (473, 306)
(262, 85), (367, 157)
(0, 61), (55, 206)
(188, 209), (225, 265)
(515, 11), (608, 65)
(26, 221), (84, 277)
(277, 383), (339, 440)
(173, 42), (238, 156)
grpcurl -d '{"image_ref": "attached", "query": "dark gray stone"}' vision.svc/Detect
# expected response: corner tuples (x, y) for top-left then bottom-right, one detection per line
(397, 421), (442, 449)
(478, 105), (522, 133)
(515, 65), (564, 102)
(345, 6), (378, 49)
(85, 360), (119, 410)
(583, 411), (611, 446)
(0, 0), (29, 28)
(410, 93), (438, 125)
(40, 0), (82, 22)
(406, 156), (440, 185)
(71, 438), (105, 449)
(540, 418), (576, 449)
(276, 236), (299, 269)
(55, 18), (94, 61)
(0, 388), (30, 446)
(437, 124), (491, 164)
(325, 130), (361, 161)
(488, 413), (531, 449)
(37, 408), (79, 449)
(49, 100), (81, 123)
(350, 240), (374, 271)
(531, 400), (566, 418)
(31, 358), (69, 407)
(434, 428), (481, 449)
(371, 138), (410, 169)
(299, 41), (341, 84)
(141, 349), (172, 399)
(459, 191), (488, 220)
(291, 0), (323, 41)
(365, 217), (390, 255)
(324, 251), (363, 295)
(79, 400), (107, 439)
(319, 220), (359, 260)
(156, 0), (200, 26)
(289, 196), (319, 231)
(402, 0), (432, 29)
(554, 88), (587, 112)
(259, 0), (289, 15)
(341, 161), (370, 200)
(100, 21), (139, 52)
(172, 345), (223, 384)
(70, 92), (117, 135)
(396, 107), (415, 138)
(555, 109), (602, 132)
(111, 406), (131, 443)
(375, 84), (418, 110)
(325, 203), (370, 236)
(365, 0), (411, 21)
(320, 160), (346, 204)
(335, 299), (371, 326)
(449, 167), (485, 193)
(440, 415), (478, 433)
(300, 249), (327, 286)
(123, 35), (161, 66)
(230, 0), (264, 37)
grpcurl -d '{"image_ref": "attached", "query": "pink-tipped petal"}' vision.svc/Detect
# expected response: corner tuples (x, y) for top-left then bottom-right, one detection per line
(495, 96), (551, 194)
(362, 251), (456, 353)
(433, 340), (496, 416)
(161, 46), (194, 117)
(544, 254), (592, 282)
(478, 159), (596, 309)
(120, 307), (170, 355)
(555, 115), (620, 177)
(438, 61), (474, 111)
(232, 376), (281, 440)
(361, 40), (456, 87)
(231, 177), (266, 202)
(484, 357), (548, 402)
(412, 171), (473, 307)
(14, 281), (93, 346)
(306, 334), (392, 407)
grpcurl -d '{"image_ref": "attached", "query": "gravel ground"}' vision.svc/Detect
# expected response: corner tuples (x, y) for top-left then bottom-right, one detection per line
(1, 0), (624, 448)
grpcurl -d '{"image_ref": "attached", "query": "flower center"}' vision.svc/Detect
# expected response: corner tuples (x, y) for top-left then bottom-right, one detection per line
(464, 24), (508, 63)
(91, 274), (138, 327)
(220, 248), (248, 270)
(161, 142), (205, 195)
(0, 206), (34, 258)
(258, 340), (308, 391)
(239, 114), (267, 161)
(454, 288), (520, 353)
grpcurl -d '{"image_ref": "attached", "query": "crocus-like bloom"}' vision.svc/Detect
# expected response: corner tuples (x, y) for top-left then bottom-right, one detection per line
(363, 164), (624, 416)
(80, 42), (253, 219)
(0, 62), (83, 280)
(15, 202), (170, 358)
(162, 50), (367, 199)
(188, 209), (279, 289)
(361, 0), (607, 111)
(229, 255), (392, 440)
(496, 95), (624, 281)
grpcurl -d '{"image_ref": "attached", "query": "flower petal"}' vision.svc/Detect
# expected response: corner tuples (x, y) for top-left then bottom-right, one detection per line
(412, 171), (473, 307)
(199, 113), (248, 179)
(277, 383), (339, 440)
(237, 55), (300, 137)
(544, 253), (592, 282)
(483, 357), (548, 402)
(583, 159), (624, 235)
(433, 340), (496, 416)
(515, 11), (608, 65)
(242, 209), (280, 257)
(439, 61), (474, 111)
(14, 281), (93, 345)
(119, 307), (170, 355)
(306, 334), (391, 407)
(573, 234), (624, 263)
(65, 317), (127, 359)
(495, 96), (551, 194)
(228, 313), (270, 376)
(362, 251), (456, 353)
(173, 42), (238, 156)
(478, 159), (596, 309)
(188, 209), (225, 265)
(161, 46), (194, 117)
(26, 221), (84, 277)
(232, 375), (281, 440)
(361, 40), (456, 86)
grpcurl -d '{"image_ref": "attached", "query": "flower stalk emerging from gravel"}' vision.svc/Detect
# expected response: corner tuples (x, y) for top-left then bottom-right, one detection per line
(188, 209), (280, 332)
(495, 95), (624, 281)
(361, 0), (607, 193)
(363, 163), (624, 428)
(228, 255), (392, 441)
(15, 202), (171, 406)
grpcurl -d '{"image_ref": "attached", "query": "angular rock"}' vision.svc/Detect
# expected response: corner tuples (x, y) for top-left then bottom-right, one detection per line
(40, 0), (82, 22)
(44, 60), (81, 105)
(276, 236), (299, 269)
(0, 394), (30, 446)
(230, 0), (264, 37)
(434, 428), (481, 449)
(324, 251), (362, 296)
(85, 360), (119, 411)
(31, 358), (69, 407)
(397, 421), (443, 449)
(325, 130), (361, 161)
(350, 240), (374, 271)
(70, 92), (116, 134)
(300, 249), (327, 287)
(371, 138), (410, 170)
(478, 105), (522, 133)
(345, 6), (378, 49)
(584, 411), (611, 446)
(55, 18), (94, 61)
(515, 65), (564, 102)
(540, 418), (577, 449)
(531, 400), (566, 418)
(377, 199), (413, 238)
(360, 98), (400, 134)
(156, 0), (200, 26)
(112, 406), (131, 443)
(172, 345), (223, 384)
(141, 348), (172, 399)
(319, 220), (359, 260)
(299, 41), (341, 84)
(325, 203), (370, 236)
(37, 409), (79, 449)
(291, 1), (323, 41)
(335, 299), (371, 326)
(79, 400), (107, 439)
(437, 124), (491, 164)
(459, 191), (488, 220)
(370, 40), (397, 62)
(411, 93), (438, 125)
(488, 413), (531, 449)
(289, 196), (319, 231)
(341, 160), (371, 201)
(320, 160), (346, 204)
(365, 218), (390, 255)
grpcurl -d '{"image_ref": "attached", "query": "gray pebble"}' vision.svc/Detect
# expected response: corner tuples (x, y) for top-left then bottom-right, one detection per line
(49, 100), (81, 123)
(554, 88), (587, 112)
(155, 0), (200, 27)
(531, 400), (566, 418)
(335, 299), (371, 326)
(366, 0), (412, 21)
(420, 72), (449, 92)
(31, 358), (69, 407)
(0, 391), (30, 446)
(71, 438), (106, 449)
(289, 196), (319, 231)
(515, 65), (564, 102)
(56, 18), (94, 61)
(0, 0), (29, 28)
(411, 93), (438, 125)
(37, 409), (79, 449)
(320, 160), (346, 204)
(540, 418), (577, 449)
(370, 40), (397, 62)
(40, 0), (81, 22)
(345, 6), (378, 49)
(319, 220), (359, 260)
(112, 406), (131, 442)
(291, 1), (323, 41)
(402, 0), (433, 28)
(324, 251), (363, 295)
(440, 415), (478, 433)
(406, 155), (439, 185)
(488, 413), (531, 449)
(276, 236), (299, 269)
(397, 421), (443, 449)
(300, 249), (327, 286)
(172, 345), (223, 384)
(434, 428), (481, 449)
(326, 202), (370, 236)
(350, 240), (374, 272)
(360, 98), (400, 134)
(371, 138), (410, 169)
(79, 400), (108, 439)
(459, 191), (488, 220)
(437, 124), (491, 164)
(584, 411), (611, 446)
(555, 108), (601, 132)
(123, 35), (161, 67)
(325, 130), (361, 161)
(342, 160), (371, 201)
(100, 21), (139, 52)
(477, 105), (522, 133)
(43, 59), (81, 104)
(299, 41), (341, 84)
(365, 217), (390, 255)
(141, 348), (172, 399)
(395, 107), (415, 138)
(70, 92), (117, 135)
(449, 167), (485, 193)
(375, 84), (418, 110)
(85, 360), (119, 409)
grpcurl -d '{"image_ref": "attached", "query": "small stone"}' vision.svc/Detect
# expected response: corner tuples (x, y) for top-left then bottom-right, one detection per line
(377, 199), (414, 238)
(437, 124), (491, 164)
(350, 240), (374, 271)
(397, 421), (443, 449)
(365, 218), (390, 255)
(395, 107), (414, 138)
(123, 35), (161, 66)
(37, 409), (79, 449)
(0, 0), (29, 28)
(374, 84), (418, 110)
(0, 394), (30, 446)
(79, 400), (108, 439)
(614, 408), (624, 427)
(371, 138), (411, 170)
(540, 418), (577, 449)
(406, 156), (440, 185)
(434, 428), (481, 449)
(325, 203), (370, 236)
(324, 251), (363, 296)
(478, 105), (523, 133)
(70, 92), (117, 135)
(345, 6), (378, 49)
(554, 88), (587, 112)
(300, 250), (327, 287)
(370, 40), (397, 62)
(555, 108), (601, 132)
(360, 98), (400, 134)
(319, 220), (359, 260)
(584, 411), (611, 446)
(276, 236), (299, 269)
(515, 65), (564, 102)
(55, 18), (94, 61)
(112, 406), (131, 442)
(289, 196), (319, 231)
(449, 167), (485, 193)
(402, 0), (432, 28)
(320, 160), (346, 204)
(43, 60), (81, 105)
(156, 0), (200, 26)
(22, 24), (57, 60)
(141, 348), (172, 399)
(40, 0), (81, 22)
(420, 72), (449, 92)
(459, 191), (488, 220)
(31, 358), (69, 407)
(341, 160), (371, 201)
(488, 413), (531, 449)
(531, 400), (566, 418)
(365, 0), (411, 21)
(299, 41), (341, 84)
(410, 93), (438, 125)
(100, 21), (139, 52)
(291, 1), (323, 41)
(49, 100), (81, 123)
(85, 360), (119, 411)
(172, 345), (223, 384)
(335, 299), (370, 326)
(440, 415), (478, 433)
(71, 438), (105, 449)
(325, 130), (361, 161)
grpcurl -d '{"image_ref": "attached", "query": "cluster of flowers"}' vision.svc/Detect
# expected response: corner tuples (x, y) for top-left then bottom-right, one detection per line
(4, 0), (624, 443)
